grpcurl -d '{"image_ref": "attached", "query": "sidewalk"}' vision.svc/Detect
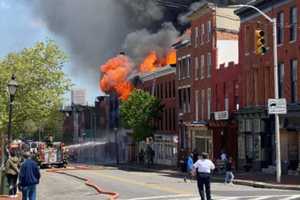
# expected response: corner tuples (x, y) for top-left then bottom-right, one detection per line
(112, 163), (300, 191)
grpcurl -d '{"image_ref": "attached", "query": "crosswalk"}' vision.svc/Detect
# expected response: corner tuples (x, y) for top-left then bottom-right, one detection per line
(127, 194), (300, 200)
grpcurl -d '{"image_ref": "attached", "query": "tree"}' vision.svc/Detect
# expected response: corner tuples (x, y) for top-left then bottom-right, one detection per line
(0, 40), (72, 139)
(120, 89), (163, 141)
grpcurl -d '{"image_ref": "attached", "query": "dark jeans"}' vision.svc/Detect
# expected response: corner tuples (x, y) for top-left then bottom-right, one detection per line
(22, 185), (36, 200)
(6, 174), (18, 195)
(197, 173), (211, 200)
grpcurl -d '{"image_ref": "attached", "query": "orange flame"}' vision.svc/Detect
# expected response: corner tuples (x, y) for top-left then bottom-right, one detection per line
(139, 51), (159, 73)
(100, 55), (133, 100)
(139, 49), (177, 73)
(161, 49), (176, 66)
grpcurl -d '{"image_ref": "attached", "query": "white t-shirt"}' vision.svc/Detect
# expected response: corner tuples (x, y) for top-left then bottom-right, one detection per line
(193, 159), (215, 173)
(221, 153), (227, 161)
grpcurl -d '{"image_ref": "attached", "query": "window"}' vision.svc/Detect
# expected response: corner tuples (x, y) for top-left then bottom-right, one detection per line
(187, 87), (191, 112)
(207, 53), (211, 78)
(201, 24), (205, 44)
(169, 81), (172, 98)
(177, 59), (181, 80)
(183, 88), (187, 112)
(195, 57), (199, 80)
(160, 84), (163, 99)
(195, 90), (199, 121)
(207, 88), (211, 119)
(169, 108), (172, 130)
(178, 89), (182, 110)
(245, 26), (250, 54)
(173, 108), (176, 130)
(172, 80), (175, 98)
(165, 109), (168, 130)
(290, 7), (297, 41)
(277, 12), (284, 44)
(291, 59), (298, 102)
(201, 89), (205, 119)
(278, 63), (285, 98)
(201, 54), (205, 79)
(194, 26), (199, 48)
(225, 98), (229, 111)
(187, 56), (191, 78)
(207, 20), (211, 42)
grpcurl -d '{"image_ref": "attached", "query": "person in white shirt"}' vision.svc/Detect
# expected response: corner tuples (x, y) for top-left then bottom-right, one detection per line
(192, 152), (215, 200)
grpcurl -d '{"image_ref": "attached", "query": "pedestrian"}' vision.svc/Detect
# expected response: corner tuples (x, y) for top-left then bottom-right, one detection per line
(150, 148), (155, 165)
(184, 153), (193, 183)
(5, 149), (20, 197)
(225, 157), (234, 185)
(138, 149), (145, 164)
(220, 150), (227, 161)
(192, 149), (199, 163)
(192, 152), (215, 200)
(19, 151), (41, 200)
(146, 146), (153, 168)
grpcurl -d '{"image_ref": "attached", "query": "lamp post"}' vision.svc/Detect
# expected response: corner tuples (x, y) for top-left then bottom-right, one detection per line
(1, 75), (18, 194)
(114, 127), (119, 165)
(232, 4), (281, 183)
(7, 74), (18, 143)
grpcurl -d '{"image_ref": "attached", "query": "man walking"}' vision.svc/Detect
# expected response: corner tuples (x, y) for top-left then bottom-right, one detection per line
(184, 153), (194, 183)
(192, 152), (215, 200)
(19, 152), (40, 200)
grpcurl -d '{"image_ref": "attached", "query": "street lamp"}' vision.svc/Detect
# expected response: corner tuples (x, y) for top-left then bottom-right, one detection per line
(1, 75), (18, 194)
(232, 4), (281, 183)
(114, 127), (119, 164)
(7, 74), (18, 143)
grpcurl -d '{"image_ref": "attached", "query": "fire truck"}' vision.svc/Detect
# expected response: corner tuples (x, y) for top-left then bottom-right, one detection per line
(37, 141), (67, 168)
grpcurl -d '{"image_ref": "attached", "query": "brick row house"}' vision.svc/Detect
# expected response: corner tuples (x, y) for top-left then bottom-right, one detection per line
(135, 66), (178, 166)
(235, 0), (300, 172)
(174, 2), (240, 162)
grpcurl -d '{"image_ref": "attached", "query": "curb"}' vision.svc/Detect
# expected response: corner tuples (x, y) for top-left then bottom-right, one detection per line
(47, 167), (119, 200)
(118, 165), (300, 191)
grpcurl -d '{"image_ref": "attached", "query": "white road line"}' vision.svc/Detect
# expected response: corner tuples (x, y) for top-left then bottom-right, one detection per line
(250, 196), (273, 200)
(126, 194), (194, 200)
(280, 195), (300, 200)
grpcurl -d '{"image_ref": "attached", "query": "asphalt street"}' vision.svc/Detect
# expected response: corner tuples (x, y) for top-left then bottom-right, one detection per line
(42, 167), (300, 200)
(38, 171), (106, 200)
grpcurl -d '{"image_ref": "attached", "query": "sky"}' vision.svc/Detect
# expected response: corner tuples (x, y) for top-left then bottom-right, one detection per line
(0, 0), (98, 105)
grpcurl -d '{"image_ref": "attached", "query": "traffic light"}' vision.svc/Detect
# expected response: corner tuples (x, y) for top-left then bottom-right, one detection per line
(255, 29), (267, 55)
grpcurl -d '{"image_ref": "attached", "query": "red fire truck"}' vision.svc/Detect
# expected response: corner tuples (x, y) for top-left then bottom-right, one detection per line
(38, 142), (67, 168)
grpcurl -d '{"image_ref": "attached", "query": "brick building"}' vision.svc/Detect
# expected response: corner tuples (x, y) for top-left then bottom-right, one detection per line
(235, 0), (300, 172)
(135, 65), (178, 166)
(175, 2), (240, 161)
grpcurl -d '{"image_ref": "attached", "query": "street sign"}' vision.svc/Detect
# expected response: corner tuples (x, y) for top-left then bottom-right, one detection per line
(268, 98), (287, 114)
(214, 111), (229, 120)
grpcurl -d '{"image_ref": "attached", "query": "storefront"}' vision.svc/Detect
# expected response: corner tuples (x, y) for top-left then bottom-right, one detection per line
(187, 121), (213, 158)
(138, 134), (178, 166)
(236, 105), (300, 172)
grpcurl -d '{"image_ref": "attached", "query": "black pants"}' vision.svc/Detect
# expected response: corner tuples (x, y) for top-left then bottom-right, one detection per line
(6, 174), (18, 195)
(197, 173), (211, 200)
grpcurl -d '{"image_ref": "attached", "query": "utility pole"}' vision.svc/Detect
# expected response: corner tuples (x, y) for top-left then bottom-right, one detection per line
(233, 4), (281, 183)
(114, 127), (119, 164)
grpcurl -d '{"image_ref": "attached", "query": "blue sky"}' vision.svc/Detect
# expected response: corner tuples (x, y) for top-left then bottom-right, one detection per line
(0, 0), (96, 104)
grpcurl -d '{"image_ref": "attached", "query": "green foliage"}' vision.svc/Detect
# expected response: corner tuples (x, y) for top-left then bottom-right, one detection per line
(0, 40), (72, 139)
(120, 89), (163, 141)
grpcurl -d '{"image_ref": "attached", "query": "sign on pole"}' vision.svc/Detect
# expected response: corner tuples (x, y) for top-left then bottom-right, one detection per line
(268, 98), (287, 114)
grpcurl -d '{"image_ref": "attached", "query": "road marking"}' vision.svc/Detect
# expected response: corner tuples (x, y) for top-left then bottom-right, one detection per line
(281, 195), (300, 200)
(90, 171), (192, 195)
(250, 196), (273, 200)
(127, 194), (195, 200)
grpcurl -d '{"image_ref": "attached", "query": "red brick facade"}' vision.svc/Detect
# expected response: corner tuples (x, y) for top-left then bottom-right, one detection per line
(235, 0), (300, 171)
(175, 3), (240, 161)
